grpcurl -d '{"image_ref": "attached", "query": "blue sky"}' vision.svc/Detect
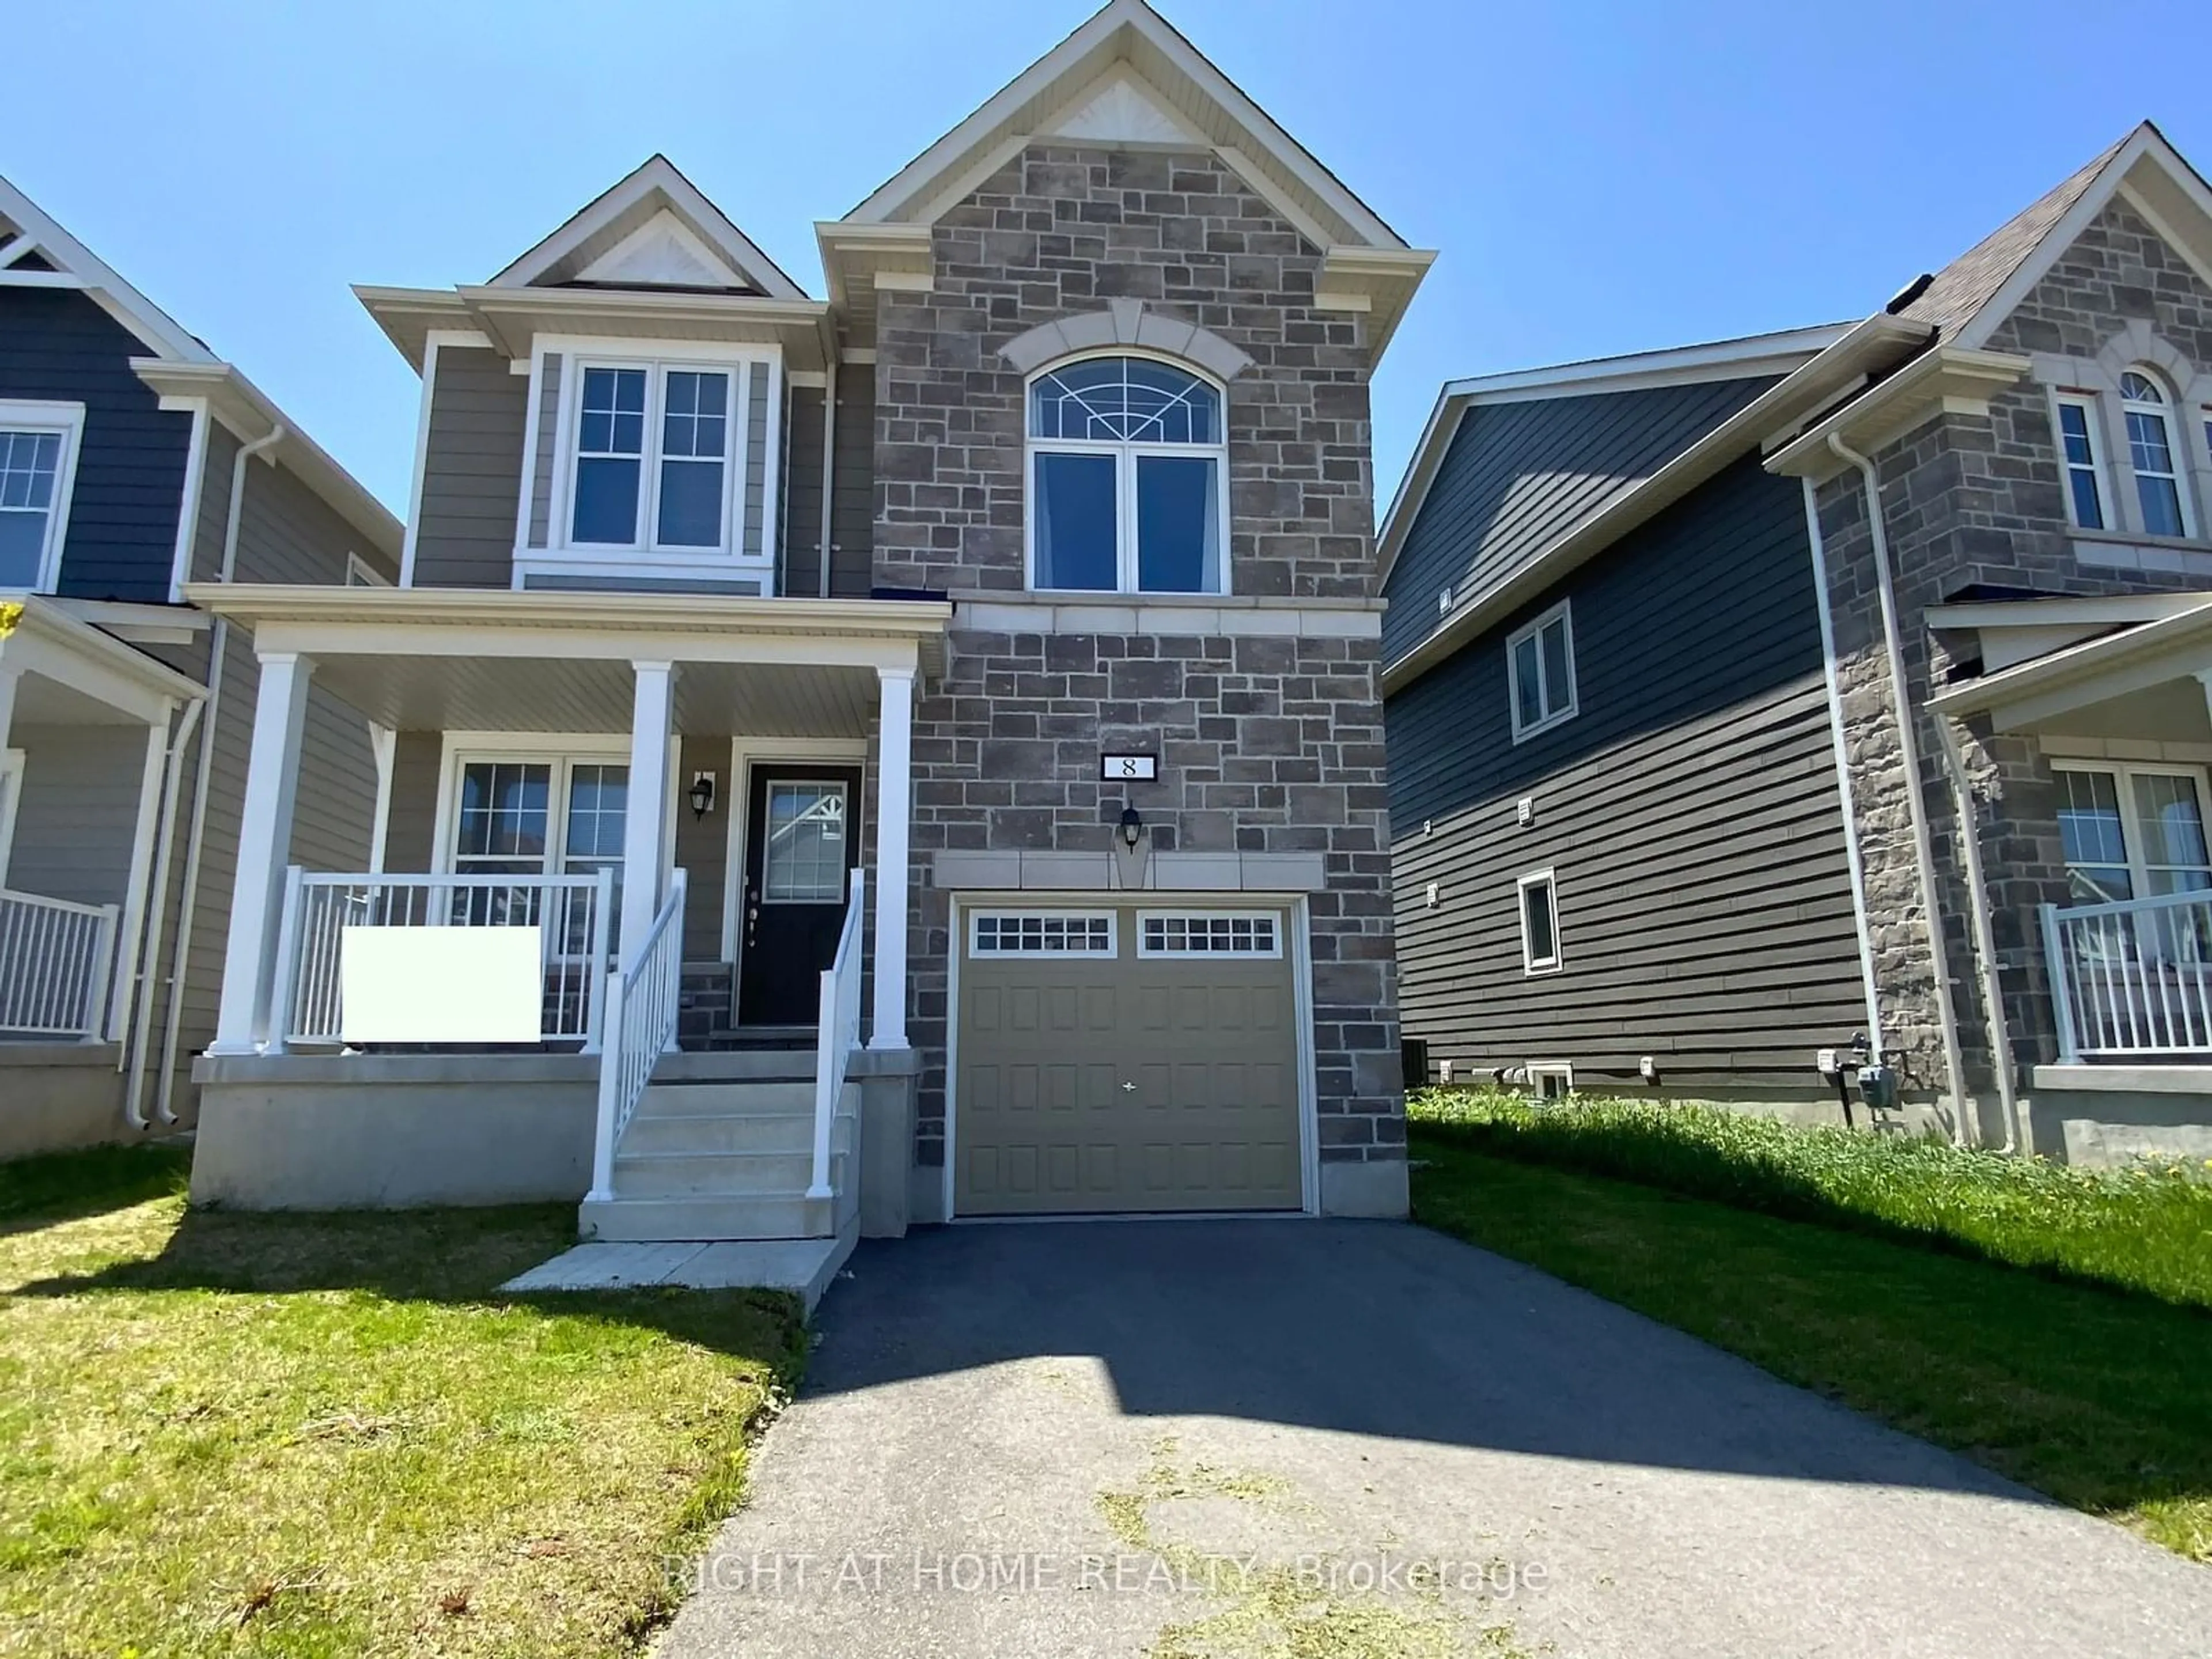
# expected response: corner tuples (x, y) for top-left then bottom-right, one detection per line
(6, 1), (2206, 520)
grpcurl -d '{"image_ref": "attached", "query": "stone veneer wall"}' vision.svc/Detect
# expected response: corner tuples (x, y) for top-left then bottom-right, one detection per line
(1814, 198), (2212, 1126)
(871, 143), (1402, 1184)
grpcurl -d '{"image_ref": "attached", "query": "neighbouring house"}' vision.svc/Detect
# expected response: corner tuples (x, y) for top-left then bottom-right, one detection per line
(187, 0), (1431, 1248)
(0, 174), (399, 1158)
(1383, 122), (2212, 1165)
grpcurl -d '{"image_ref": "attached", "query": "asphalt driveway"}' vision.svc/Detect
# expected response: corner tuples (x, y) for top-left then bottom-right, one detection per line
(661, 1218), (2212, 1658)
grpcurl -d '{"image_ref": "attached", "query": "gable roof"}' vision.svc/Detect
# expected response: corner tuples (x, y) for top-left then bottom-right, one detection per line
(844, 0), (1406, 250)
(1912, 122), (2212, 350)
(0, 171), (213, 362)
(492, 155), (807, 301)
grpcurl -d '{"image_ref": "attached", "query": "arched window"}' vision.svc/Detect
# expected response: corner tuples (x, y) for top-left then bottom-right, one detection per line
(1027, 355), (1228, 594)
(2121, 369), (2193, 538)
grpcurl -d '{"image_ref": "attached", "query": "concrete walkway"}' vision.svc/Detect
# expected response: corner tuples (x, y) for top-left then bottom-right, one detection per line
(501, 1234), (851, 1310)
(660, 1219), (2212, 1658)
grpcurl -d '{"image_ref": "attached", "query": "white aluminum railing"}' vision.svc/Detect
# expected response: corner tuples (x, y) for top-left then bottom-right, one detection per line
(0, 888), (119, 1040)
(589, 869), (688, 1202)
(809, 870), (868, 1200)
(271, 869), (614, 1049)
(2041, 888), (2212, 1060)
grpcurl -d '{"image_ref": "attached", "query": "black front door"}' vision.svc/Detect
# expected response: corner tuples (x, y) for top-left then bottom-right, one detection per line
(738, 765), (864, 1026)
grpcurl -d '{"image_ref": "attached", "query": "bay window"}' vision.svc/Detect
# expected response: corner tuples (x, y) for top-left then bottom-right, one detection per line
(1028, 355), (1228, 594)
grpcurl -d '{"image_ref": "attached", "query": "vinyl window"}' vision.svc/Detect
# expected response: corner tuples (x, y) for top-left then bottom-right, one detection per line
(1518, 868), (1561, 975)
(446, 755), (629, 944)
(2054, 762), (2212, 906)
(1508, 601), (1577, 741)
(1525, 1062), (1573, 1101)
(569, 361), (735, 552)
(968, 911), (1117, 959)
(2054, 393), (2109, 531)
(1027, 355), (1228, 595)
(0, 402), (84, 593)
(1137, 911), (1282, 958)
(2120, 370), (2194, 539)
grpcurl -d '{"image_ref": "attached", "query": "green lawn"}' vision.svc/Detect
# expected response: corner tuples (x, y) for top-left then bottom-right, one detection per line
(1408, 1101), (2212, 1563)
(0, 1145), (804, 1658)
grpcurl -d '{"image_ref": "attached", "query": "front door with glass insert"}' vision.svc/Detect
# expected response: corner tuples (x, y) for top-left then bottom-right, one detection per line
(738, 765), (862, 1027)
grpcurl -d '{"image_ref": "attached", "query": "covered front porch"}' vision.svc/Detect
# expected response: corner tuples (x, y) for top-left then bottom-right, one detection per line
(0, 597), (204, 1154)
(184, 585), (944, 1225)
(1931, 591), (2212, 1161)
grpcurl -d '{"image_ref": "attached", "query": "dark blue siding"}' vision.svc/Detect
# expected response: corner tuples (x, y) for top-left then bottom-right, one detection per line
(1382, 376), (1777, 666)
(1385, 456), (1867, 1096)
(0, 287), (192, 602)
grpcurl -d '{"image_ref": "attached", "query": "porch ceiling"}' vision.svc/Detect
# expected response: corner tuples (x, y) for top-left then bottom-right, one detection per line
(307, 654), (881, 738)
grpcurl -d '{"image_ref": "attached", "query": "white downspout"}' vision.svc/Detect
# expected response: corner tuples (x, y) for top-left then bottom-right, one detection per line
(1936, 713), (2021, 1154)
(151, 423), (283, 1126)
(1827, 433), (1973, 1146)
(120, 696), (202, 1129)
(1801, 477), (1885, 1057)
(818, 357), (837, 600)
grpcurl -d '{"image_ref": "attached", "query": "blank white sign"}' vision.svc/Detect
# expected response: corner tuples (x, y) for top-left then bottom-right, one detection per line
(340, 926), (544, 1044)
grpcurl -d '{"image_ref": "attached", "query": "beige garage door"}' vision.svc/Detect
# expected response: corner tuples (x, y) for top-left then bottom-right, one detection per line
(954, 907), (1304, 1216)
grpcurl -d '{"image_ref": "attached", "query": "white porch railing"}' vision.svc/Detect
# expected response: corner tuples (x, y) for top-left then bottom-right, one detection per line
(271, 870), (614, 1049)
(0, 888), (120, 1041)
(2041, 889), (2212, 1060)
(809, 870), (868, 1200)
(589, 869), (688, 1202)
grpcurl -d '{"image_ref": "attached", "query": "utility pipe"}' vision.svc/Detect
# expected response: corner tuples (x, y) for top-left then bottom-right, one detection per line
(152, 423), (283, 1125)
(1936, 714), (2021, 1155)
(120, 695), (202, 1128)
(1828, 432), (1973, 1145)
(1800, 477), (1885, 1059)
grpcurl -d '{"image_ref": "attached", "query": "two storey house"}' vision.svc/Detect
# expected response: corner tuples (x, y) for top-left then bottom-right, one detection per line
(1385, 123), (2212, 1166)
(189, 0), (1432, 1265)
(0, 172), (398, 1157)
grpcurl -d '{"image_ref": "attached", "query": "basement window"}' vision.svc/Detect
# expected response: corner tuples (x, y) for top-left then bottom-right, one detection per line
(1525, 1062), (1573, 1102)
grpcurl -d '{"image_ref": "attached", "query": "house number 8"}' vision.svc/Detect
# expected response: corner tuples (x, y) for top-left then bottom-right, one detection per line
(1100, 753), (1158, 782)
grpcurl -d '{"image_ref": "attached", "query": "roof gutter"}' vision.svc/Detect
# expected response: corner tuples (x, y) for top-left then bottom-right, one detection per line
(1381, 312), (1931, 694)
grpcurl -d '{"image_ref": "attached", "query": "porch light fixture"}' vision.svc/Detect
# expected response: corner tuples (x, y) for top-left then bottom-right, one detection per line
(688, 772), (717, 820)
(1119, 805), (1143, 849)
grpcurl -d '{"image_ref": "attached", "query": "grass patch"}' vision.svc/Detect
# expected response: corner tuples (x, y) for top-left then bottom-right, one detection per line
(1411, 1089), (2212, 1309)
(0, 1145), (804, 1657)
(1408, 1127), (2212, 1563)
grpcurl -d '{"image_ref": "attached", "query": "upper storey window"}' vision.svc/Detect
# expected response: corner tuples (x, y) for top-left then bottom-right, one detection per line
(2120, 370), (2194, 540)
(0, 402), (84, 592)
(1028, 355), (1228, 594)
(571, 363), (732, 550)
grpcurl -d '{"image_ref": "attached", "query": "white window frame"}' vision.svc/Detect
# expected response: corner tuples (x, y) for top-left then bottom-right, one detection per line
(1517, 866), (1562, 976)
(0, 399), (86, 596)
(1024, 352), (1232, 598)
(1507, 599), (1577, 742)
(2119, 367), (2196, 540)
(2051, 759), (2212, 903)
(344, 551), (392, 588)
(2050, 389), (2113, 532)
(965, 910), (1119, 960)
(1135, 910), (1285, 959)
(431, 733), (679, 879)
(528, 335), (782, 587)
(1525, 1060), (1573, 1101)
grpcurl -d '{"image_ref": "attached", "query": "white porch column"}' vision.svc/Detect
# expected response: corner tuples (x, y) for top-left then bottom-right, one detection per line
(620, 660), (676, 958)
(105, 711), (172, 1042)
(209, 651), (313, 1054)
(870, 664), (914, 1050)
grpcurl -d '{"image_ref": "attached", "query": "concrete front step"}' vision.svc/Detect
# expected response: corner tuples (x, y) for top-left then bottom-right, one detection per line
(620, 1110), (815, 1156)
(652, 1050), (816, 1084)
(637, 1079), (815, 1116)
(611, 1147), (847, 1199)
(578, 1191), (838, 1243)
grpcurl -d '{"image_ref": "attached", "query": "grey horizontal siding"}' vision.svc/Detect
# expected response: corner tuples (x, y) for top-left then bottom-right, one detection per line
(1387, 455), (1863, 1097)
(1382, 375), (1775, 665)
(831, 369), (874, 597)
(528, 354), (562, 549)
(673, 735), (729, 961)
(7, 725), (145, 908)
(382, 733), (444, 873)
(414, 346), (526, 588)
(0, 288), (193, 603)
(782, 383), (827, 597)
